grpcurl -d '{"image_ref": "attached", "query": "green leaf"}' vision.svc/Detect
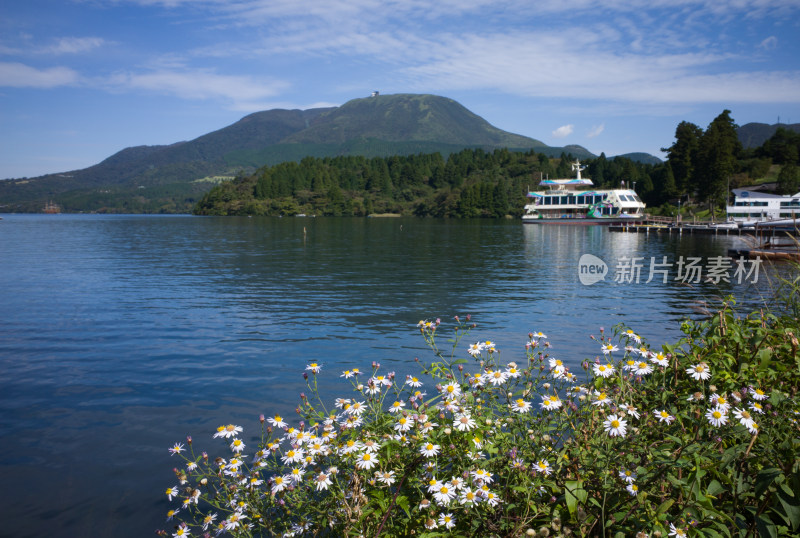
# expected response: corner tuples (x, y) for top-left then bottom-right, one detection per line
(656, 499), (675, 516)
(756, 514), (778, 538)
(777, 488), (800, 531)
(564, 480), (587, 520)
(707, 479), (726, 496)
(395, 495), (410, 518)
(755, 468), (782, 499)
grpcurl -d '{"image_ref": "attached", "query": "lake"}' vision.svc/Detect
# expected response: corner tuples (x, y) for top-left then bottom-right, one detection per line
(0, 214), (784, 537)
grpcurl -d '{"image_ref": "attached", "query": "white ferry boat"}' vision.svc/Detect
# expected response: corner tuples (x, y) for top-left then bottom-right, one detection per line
(522, 161), (646, 224)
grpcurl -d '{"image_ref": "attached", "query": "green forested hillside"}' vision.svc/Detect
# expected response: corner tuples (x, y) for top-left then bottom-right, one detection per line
(195, 112), (800, 218)
(193, 149), (653, 217)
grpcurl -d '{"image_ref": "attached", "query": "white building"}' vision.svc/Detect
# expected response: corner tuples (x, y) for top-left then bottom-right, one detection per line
(726, 188), (800, 223)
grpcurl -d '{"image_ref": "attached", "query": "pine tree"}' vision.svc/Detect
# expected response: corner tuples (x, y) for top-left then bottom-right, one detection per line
(663, 121), (703, 195)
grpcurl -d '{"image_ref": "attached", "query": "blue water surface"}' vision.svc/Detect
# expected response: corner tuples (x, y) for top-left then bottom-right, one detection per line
(0, 214), (782, 537)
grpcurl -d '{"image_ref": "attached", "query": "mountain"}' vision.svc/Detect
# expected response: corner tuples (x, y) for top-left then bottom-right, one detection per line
(737, 122), (800, 149)
(0, 93), (626, 213)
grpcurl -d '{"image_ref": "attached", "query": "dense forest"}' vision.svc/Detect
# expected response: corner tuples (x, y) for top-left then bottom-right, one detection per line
(194, 111), (800, 218)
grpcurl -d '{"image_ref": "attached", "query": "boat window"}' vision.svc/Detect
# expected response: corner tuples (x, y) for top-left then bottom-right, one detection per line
(561, 196), (569, 205)
(568, 196), (576, 204)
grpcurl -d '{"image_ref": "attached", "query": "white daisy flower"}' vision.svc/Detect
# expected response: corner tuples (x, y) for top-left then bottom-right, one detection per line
(620, 403), (640, 419)
(467, 342), (484, 356)
(281, 448), (305, 465)
(592, 390), (612, 407)
(453, 413), (477, 432)
(534, 459), (552, 475)
(388, 400), (406, 413)
(214, 424), (243, 439)
(355, 452), (378, 470)
(347, 401), (367, 416)
(169, 443), (185, 456)
(505, 364), (522, 378)
(484, 369), (508, 386)
(654, 409), (675, 424)
(619, 469), (636, 483)
(511, 398), (532, 413)
(626, 483), (639, 496)
(634, 361), (653, 376)
(442, 382), (462, 398)
(706, 408), (728, 427)
(710, 395), (731, 412)
(650, 352), (669, 367)
(405, 375), (423, 388)
(438, 512), (456, 529)
(230, 438), (246, 453)
(593, 363), (615, 378)
(433, 484), (457, 505)
(686, 362), (711, 381)
(733, 408), (756, 429)
(623, 329), (641, 343)
(289, 467), (305, 484)
(267, 414), (288, 428)
(485, 490), (502, 507)
(540, 395), (562, 411)
(749, 401), (765, 414)
(270, 475), (288, 494)
(313, 472), (332, 491)
(603, 414), (627, 437)
(395, 416), (413, 432)
(601, 343), (619, 355)
(420, 442), (441, 458)
(471, 468), (493, 483)
(376, 470), (396, 486)
(750, 387), (768, 400)
(305, 362), (322, 374)
(460, 487), (479, 505)
(201, 513), (217, 531)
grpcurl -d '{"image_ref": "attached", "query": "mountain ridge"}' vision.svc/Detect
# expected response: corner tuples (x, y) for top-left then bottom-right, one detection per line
(0, 93), (657, 212)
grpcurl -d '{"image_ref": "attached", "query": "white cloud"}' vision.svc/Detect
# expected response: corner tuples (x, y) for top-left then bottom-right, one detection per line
(45, 37), (107, 55)
(758, 36), (778, 50)
(587, 124), (605, 138)
(0, 62), (80, 88)
(552, 124), (574, 138)
(104, 67), (290, 107)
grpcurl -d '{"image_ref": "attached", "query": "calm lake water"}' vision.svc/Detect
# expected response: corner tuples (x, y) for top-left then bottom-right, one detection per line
(0, 214), (785, 537)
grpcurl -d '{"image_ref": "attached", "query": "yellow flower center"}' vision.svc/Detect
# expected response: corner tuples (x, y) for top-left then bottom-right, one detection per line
(611, 420), (620, 428)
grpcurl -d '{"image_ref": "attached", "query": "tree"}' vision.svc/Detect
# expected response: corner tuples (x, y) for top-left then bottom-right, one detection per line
(663, 121), (703, 195)
(695, 110), (741, 214)
(776, 163), (800, 195)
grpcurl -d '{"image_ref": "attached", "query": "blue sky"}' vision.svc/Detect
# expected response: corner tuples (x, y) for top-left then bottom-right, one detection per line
(1, 0), (799, 179)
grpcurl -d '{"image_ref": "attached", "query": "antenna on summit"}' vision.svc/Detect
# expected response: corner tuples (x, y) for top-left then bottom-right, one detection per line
(371, 91), (380, 97)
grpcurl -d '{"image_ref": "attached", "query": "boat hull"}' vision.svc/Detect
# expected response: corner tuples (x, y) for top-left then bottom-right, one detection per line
(521, 216), (644, 225)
